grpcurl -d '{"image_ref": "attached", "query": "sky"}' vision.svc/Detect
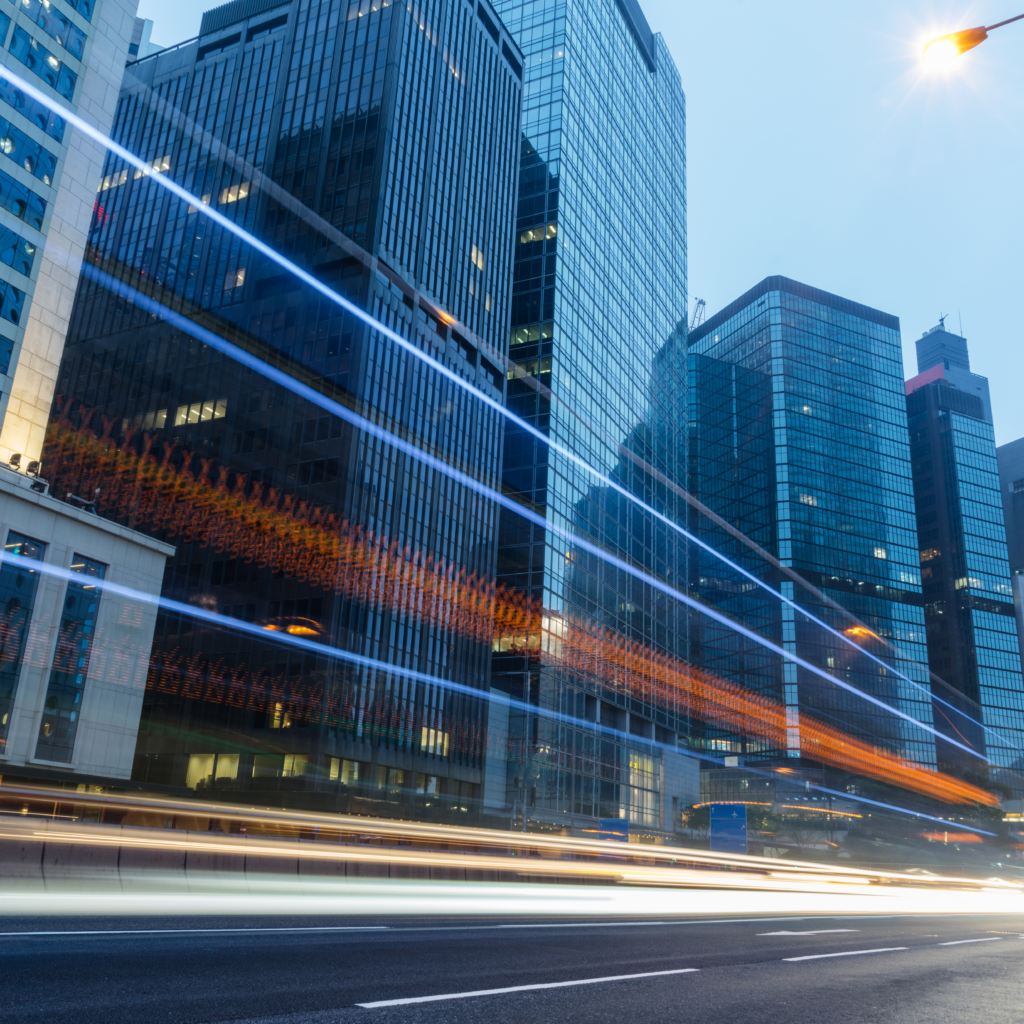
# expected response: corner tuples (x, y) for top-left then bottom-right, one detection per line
(139, 0), (1024, 444)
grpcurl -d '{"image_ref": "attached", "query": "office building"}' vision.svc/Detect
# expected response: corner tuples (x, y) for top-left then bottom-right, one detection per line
(488, 0), (696, 837)
(688, 277), (935, 772)
(46, 0), (524, 812)
(996, 436), (1024, 679)
(0, 0), (137, 463)
(907, 325), (1024, 791)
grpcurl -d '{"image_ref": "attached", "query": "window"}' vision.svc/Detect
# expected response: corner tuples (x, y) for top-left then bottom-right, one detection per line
(174, 398), (227, 425)
(133, 155), (171, 179)
(9, 27), (78, 101)
(34, 554), (106, 763)
(218, 181), (251, 204)
(223, 268), (245, 290)
(518, 221), (556, 245)
(873, 547), (887, 560)
(0, 531), (45, 749)
(797, 493), (817, 506)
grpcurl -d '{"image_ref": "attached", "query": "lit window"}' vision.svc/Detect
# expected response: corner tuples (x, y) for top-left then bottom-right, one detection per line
(518, 221), (557, 244)
(133, 155), (171, 179)
(97, 169), (128, 192)
(469, 243), (484, 270)
(218, 181), (252, 204)
(797, 493), (817, 506)
(873, 547), (887, 559)
(223, 268), (245, 290)
(920, 548), (940, 561)
(174, 398), (227, 426)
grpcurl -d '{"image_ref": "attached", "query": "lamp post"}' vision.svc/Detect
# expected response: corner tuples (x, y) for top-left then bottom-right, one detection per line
(923, 13), (1024, 62)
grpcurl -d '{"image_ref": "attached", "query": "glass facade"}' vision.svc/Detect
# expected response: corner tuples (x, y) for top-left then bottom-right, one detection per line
(490, 0), (690, 833)
(44, 0), (524, 813)
(35, 554), (106, 762)
(907, 374), (1024, 795)
(0, 528), (44, 749)
(688, 277), (935, 772)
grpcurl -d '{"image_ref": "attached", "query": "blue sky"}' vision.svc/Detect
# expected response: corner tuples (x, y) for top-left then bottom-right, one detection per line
(141, 0), (1024, 443)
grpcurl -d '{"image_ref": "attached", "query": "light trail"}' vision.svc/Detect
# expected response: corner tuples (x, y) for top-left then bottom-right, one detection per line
(61, 260), (986, 773)
(0, 793), (1011, 891)
(4, 55), (993, 763)
(0, 551), (999, 814)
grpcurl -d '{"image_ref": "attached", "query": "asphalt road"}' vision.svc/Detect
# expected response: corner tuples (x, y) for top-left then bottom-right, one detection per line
(1, 911), (1022, 1024)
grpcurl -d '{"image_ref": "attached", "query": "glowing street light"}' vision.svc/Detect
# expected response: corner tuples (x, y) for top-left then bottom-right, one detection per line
(922, 13), (1024, 63)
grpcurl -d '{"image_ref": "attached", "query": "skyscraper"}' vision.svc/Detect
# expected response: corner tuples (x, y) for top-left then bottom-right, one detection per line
(996, 436), (1024, 681)
(0, 0), (137, 462)
(488, 0), (695, 836)
(906, 324), (1024, 792)
(688, 277), (935, 774)
(47, 0), (524, 812)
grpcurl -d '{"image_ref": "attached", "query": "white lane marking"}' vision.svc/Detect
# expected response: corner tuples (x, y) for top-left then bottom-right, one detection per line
(356, 968), (700, 1007)
(497, 922), (673, 929)
(784, 947), (907, 962)
(938, 937), (1002, 946)
(0, 926), (388, 938)
(759, 930), (860, 936)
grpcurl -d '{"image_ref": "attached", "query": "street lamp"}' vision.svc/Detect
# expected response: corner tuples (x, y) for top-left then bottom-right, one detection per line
(923, 13), (1024, 63)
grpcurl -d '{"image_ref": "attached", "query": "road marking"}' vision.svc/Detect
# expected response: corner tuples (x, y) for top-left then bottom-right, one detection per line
(356, 968), (700, 1007)
(759, 930), (860, 936)
(938, 937), (1002, 946)
(497, 921), (674, 929)
(0, 926), (389, 938)
(784, 947), (907, 962)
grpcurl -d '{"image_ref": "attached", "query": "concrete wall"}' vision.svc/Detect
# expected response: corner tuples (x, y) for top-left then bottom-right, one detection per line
(0, 471), (172, 777)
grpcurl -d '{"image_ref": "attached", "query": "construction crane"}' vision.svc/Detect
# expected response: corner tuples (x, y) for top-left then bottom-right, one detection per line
(689, 297), (706, 331)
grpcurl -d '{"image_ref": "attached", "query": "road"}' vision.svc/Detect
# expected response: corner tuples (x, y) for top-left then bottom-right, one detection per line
(1, 911), (1022, 1023)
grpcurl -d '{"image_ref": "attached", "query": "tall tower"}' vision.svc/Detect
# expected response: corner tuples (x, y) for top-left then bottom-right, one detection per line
(47, 0), (524, 811)
(488, 0), (694, 837)
(906, 324), (1024, 793)
(689, 278), (935, 776)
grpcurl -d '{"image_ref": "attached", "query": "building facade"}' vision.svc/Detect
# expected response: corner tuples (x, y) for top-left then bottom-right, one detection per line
(488, 0), (695, 837)
(996, 436), (1024, 680)
(46, 0), (525, 813)
(906, 325), (1024, 793)
(688, 277), (935, 773)
(0, 0), (138, 464)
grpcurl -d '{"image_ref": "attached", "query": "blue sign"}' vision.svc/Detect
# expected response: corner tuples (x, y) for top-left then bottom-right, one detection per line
(710, 803), (747, 854)
(598, 818), (629, 842)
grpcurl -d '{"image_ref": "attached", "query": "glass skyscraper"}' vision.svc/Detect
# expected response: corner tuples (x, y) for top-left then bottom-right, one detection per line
(906, 325), (1024, 795)
(488, 0), (694, 835)
(688, 277), (936, 774)
(45, 0), (525, 814)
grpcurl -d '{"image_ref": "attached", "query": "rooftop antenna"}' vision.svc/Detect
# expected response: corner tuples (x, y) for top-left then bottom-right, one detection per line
(938, 312), (947, 330)
(958, 309), (964, 337)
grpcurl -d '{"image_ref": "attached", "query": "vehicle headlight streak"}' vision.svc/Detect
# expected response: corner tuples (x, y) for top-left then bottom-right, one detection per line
(0, 550), (998, 828)
(4, 66), (1003, 766)
(73, 258), (987, 774)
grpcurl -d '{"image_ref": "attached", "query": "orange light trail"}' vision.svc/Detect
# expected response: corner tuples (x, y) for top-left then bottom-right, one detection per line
(43, 413), (998, 808)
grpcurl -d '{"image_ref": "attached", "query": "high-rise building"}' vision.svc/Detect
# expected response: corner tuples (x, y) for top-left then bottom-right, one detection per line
(0, 0), (173, 785)
(488, 0), (696, 837)
(906, 325), (1024, 791)
(0, 0), (137, 462)
(688, 277), (935, 773)
(996, 436), (1024, 680)
(46, 0), (524, 812)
